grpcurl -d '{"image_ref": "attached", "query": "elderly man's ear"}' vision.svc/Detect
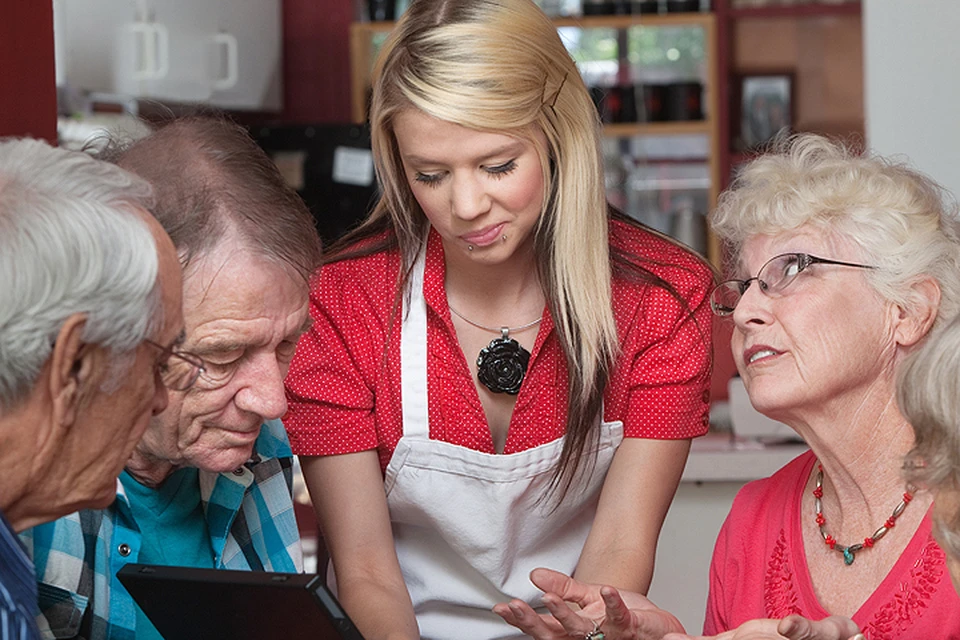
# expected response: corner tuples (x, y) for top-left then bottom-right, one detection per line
(48, 313), (103, 429)
(894, 275), (941, 348)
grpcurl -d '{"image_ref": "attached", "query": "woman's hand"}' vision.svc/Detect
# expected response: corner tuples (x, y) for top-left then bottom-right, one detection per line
(662, 615), (863, 640)
(493, 568), (685, 640)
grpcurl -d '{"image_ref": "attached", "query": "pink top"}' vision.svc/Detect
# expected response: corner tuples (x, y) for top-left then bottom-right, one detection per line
(705, 450), (960, 640)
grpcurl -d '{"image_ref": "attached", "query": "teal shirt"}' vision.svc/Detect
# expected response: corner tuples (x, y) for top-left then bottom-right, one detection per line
(120, 467), (215, 640)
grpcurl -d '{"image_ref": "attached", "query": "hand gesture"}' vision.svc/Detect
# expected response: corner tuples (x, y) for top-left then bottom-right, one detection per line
(662, 615), (863, 640)
(493, 568), (685, 640)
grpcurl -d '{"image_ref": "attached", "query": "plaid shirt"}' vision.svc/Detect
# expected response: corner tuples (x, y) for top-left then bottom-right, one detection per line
(20, 419), (303, 640)
(1, 509), (41, 640)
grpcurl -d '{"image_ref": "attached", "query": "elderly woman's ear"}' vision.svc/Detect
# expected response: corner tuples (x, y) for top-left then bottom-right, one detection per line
(894, 275), (941, 348)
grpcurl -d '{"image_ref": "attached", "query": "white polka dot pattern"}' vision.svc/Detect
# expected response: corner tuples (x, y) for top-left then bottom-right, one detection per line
(283, 221), (713, 473)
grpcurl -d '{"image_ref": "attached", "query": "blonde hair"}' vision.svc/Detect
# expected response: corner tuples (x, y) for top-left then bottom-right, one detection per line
(711, 133), (960, 330)
(350, 0), (619, 493)
(897, 314), (960, 564)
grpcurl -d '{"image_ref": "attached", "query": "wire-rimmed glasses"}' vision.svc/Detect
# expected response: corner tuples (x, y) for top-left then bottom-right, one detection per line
(710, 252), (877, 317)
(144, 339), (206, 391)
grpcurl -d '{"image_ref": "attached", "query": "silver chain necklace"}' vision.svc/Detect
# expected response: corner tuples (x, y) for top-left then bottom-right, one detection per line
(447, 304), (542, 335)
(447, 303), (542, 395)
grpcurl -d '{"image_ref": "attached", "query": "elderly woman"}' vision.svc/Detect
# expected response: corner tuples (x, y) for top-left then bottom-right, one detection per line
(898, 312), (960, 596)
(502, 134), (960, 640)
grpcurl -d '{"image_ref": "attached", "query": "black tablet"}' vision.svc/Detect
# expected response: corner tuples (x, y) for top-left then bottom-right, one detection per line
(117, 564), (365, 640)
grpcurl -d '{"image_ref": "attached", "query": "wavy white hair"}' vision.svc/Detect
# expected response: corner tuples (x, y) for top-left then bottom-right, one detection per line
(712, 133), (960, 329)
(0, 138), (161, 411)
(898, 314), (960, 565)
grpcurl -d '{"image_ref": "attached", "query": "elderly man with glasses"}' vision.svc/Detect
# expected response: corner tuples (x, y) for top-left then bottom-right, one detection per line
(0, 138), (186, 640)
(21, 116), (322, 640)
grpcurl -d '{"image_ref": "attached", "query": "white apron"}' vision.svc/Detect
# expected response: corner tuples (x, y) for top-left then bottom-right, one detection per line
(387, 253), (624, 639)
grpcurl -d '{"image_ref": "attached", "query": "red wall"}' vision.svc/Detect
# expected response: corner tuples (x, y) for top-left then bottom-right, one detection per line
(0, 2), (57, 141)
(281, 0), (354, 123)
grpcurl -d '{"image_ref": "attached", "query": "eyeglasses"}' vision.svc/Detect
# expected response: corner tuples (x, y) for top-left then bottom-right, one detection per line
(710, 252), (877, 317)
(143, 339), (206, 391)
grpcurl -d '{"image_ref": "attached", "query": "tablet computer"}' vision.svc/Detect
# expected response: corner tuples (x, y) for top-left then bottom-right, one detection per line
(117, 564), (365, 640)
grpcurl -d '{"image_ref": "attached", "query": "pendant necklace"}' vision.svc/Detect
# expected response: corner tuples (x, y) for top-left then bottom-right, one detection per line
(812, 461), (915, 566)
(448, 303), (542, 395)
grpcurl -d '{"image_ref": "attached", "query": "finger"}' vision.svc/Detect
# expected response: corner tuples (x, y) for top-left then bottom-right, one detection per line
(778, 615), (861, 640)
(494, 599), (565, 638)
(601, 586), (687, 638)
(542, 593), (596, 636)
(530, 568), (594, 605)
(599, 586), (631, 629)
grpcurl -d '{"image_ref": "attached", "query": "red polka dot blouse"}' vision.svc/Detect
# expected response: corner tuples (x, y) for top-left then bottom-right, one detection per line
(284, 219), (713, 473)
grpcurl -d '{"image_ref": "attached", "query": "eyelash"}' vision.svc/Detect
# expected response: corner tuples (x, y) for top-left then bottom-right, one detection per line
(414, 160), (518, 189)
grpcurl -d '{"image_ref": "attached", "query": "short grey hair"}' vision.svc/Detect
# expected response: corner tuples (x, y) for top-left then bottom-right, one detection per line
(897, 313), (960, 565)
(93, 115), (322, 284)
(0, 138), (162, 411)
(711, 133), (960, 330)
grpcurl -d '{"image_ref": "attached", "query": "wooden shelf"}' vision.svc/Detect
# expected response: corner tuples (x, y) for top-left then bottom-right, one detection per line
(727, 2), (860, 19)
(551, 12), (715, 29)
(603, 121), (712, 137)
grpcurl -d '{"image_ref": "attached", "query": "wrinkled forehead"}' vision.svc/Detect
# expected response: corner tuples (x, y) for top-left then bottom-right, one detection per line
(732, 226), (861, 277)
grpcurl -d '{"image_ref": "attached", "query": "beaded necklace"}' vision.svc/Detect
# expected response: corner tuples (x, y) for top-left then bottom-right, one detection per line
(813, 462), (915, 566)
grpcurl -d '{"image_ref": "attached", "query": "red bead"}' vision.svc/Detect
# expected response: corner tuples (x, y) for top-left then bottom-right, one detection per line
(825, 535), (836, 548)
(885, 517), (897, 528)
(816, 513), (826, 526)
(863, 537), (874, 547)
(903, 493), (913, 503)
(813, 487), (823, 498)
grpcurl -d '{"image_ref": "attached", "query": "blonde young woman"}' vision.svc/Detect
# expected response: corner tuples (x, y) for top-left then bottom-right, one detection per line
(282, 1), (713, 638)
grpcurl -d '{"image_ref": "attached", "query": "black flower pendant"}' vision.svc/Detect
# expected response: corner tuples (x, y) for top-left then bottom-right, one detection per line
(476, 335), (530, 395)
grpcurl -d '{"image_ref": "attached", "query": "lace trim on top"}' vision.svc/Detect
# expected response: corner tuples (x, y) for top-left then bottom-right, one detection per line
(764, 529), (803, 619)
(763, 530), (947, 640)
(860, 539), (946, 640)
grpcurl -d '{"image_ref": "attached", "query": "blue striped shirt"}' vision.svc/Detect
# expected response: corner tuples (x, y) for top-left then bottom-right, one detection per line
(0, 509), (40, 640)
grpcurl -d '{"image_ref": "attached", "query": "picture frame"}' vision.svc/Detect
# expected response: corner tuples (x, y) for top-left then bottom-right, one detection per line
(734, 72), (794, 151)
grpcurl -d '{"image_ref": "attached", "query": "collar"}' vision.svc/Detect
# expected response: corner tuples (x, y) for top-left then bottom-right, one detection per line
(420, 227), (554, 361)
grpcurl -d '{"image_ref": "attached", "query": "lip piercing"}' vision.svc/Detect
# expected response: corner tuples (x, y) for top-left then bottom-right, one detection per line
(467, 244), (474, 251)
(502, 235), (507, 242)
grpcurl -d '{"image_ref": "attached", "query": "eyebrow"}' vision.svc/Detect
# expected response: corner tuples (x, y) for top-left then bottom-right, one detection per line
(190, 319), (314, 357)
(402, 142), (525, 167)
(191, 340), (248, 357)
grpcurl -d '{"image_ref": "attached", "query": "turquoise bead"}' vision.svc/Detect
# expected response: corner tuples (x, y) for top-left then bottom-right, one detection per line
(843, 547), (855, 565)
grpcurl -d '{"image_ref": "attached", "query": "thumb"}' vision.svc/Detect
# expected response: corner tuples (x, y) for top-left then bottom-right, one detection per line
(778, 615), (861, 640)
(530, 568), (586, 599)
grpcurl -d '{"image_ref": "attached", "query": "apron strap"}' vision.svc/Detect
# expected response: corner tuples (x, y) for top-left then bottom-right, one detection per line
(400, 249), (430, 439)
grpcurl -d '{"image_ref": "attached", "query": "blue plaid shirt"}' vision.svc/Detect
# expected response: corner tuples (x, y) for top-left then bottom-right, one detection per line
(20, 419), (303, 640)
(1, 509), (41, 640)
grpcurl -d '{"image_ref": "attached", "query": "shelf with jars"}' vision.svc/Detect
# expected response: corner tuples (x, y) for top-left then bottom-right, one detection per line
(349, 10), (721, 265)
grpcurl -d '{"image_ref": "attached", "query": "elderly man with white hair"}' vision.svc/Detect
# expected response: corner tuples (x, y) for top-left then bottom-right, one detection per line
(23, 115), (323, 640)
(0, 138), (190, 640)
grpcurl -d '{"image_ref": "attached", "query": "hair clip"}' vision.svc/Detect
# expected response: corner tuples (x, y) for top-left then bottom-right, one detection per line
(543, 72), (569, 114)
